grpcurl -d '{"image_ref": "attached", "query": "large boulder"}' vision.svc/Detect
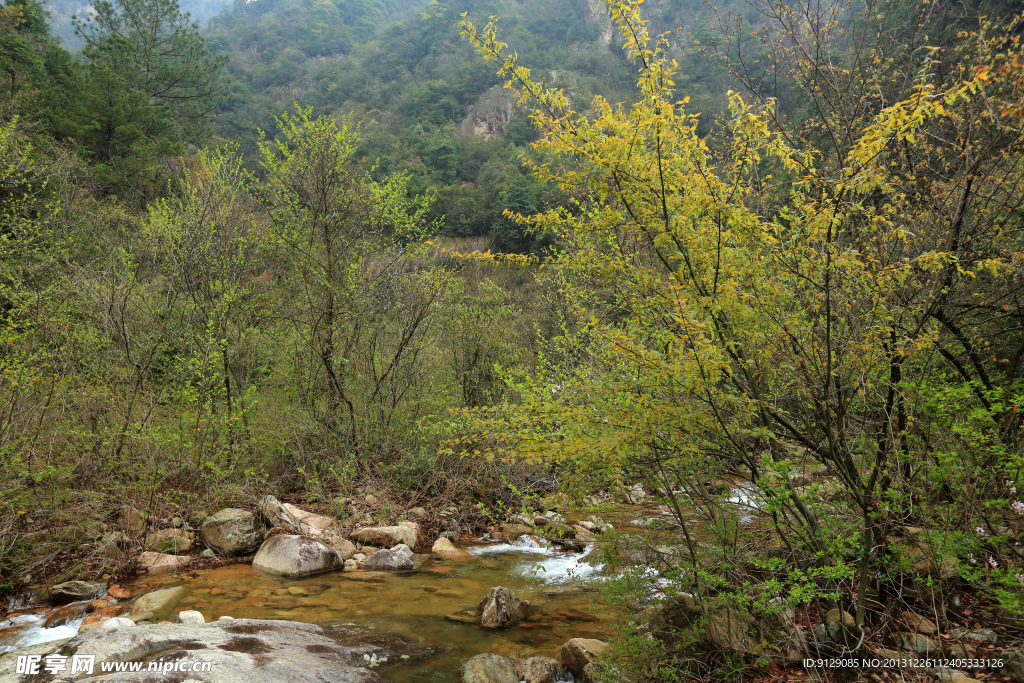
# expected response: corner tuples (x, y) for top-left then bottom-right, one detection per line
(557, 638), (609, 675)
(432, 537), (474, 561)
(200, 508), (263, 555)
(462, 653), (519, 683)
(258, 496), (336, 537)
(48, 581), (106, 604)
(351, 525), (416, 549)
(477, 586), (529, 629)
(0, 619), (388, 682)
(362, 543), (415, 570)
(252, 535), (345, 577)
(131, 586), (184, 616)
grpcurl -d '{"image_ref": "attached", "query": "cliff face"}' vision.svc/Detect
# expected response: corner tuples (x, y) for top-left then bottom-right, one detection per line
(457, 85), (518, 140)
(575, 0), (614, 45)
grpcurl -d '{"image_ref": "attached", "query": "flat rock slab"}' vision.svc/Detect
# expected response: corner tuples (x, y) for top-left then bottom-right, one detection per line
(0, 619), (387, 683)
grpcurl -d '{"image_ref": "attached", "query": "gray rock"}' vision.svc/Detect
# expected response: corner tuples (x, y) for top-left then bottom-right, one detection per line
(462, 653), (518, 683)
(200, 508), (263, 556)
(585, 515), (613, 534)
(0, 619), (388, 682)
(176, 610), (205, 625)
(258, 496), (335, 537)
(432, 537), (474, 561)
(1002, 647), (1024, 682)
(362, 543), (414, 570)
(477, 586), (526, 629)
(825, 609), (856, 642)
(889, 631), (940, 655)
(517, 656), (566, 683)
(136, 551), (187, 574)
(657, 595), (758, 655)
(343, 559), (357, 571)
(557, 638), (609, 675)
(49, 580), (106, 604)
(202, 548), (215, 558)
(950, 627), (998, 643)
(351, 525), (416, 548)
(131, 586), (184, 615)
(0, 638), (73, 677)
(99, 617), (135, 630)
(252, 535), (344, 577)
(145, 528), (191, 554)
(324, 536), (357, 560)
(903, 610), (938, 635)
(623, 483), (646, 504)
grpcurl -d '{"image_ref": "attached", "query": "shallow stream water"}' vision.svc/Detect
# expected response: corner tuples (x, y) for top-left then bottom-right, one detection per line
(1, 537), (611, 682)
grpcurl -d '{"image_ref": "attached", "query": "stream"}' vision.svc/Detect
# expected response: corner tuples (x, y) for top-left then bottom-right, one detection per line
(1, 537), (611, 682)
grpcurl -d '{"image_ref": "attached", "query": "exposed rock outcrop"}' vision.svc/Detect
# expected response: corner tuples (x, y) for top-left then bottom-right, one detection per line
(457, 85), (517, 140)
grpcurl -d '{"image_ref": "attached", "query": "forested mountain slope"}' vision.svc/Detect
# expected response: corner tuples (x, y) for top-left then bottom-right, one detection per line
(203, 0), (732, 249)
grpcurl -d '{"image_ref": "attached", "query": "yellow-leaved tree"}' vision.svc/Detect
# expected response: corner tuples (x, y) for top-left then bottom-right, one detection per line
(454, 0), (1024, 676)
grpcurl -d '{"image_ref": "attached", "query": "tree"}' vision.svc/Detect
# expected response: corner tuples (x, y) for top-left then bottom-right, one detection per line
(74, 0), (227, 139)
(143, 145), (264, 466)
(70, 0), (227, 198)
(456, 0), (1024, 675)
(257, 105), (450, 455)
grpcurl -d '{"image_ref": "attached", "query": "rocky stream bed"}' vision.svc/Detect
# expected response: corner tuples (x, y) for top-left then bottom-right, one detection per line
(1, 495), (621, 682)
